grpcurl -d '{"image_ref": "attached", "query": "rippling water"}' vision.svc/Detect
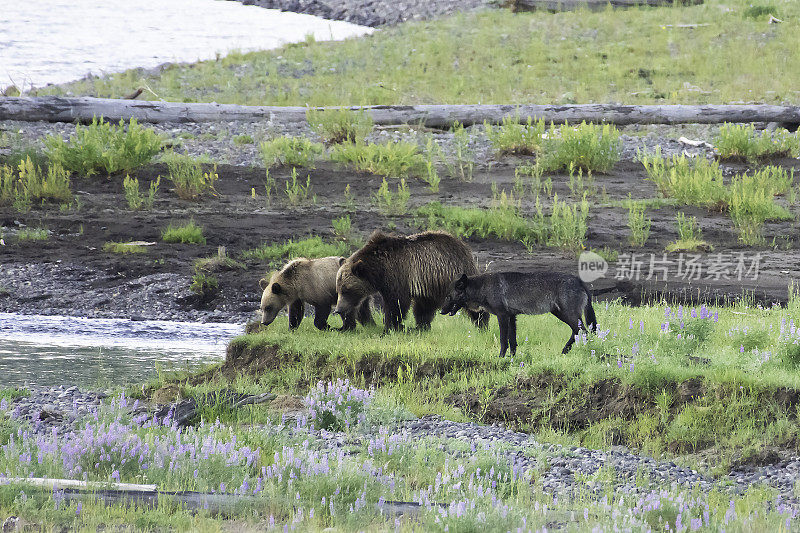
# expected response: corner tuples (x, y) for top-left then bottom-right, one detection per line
(0, 0), (372, 89)
(0, 313), (244, 388)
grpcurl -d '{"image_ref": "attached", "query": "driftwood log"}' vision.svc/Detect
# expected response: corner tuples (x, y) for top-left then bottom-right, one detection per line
(2, 97), (800, 127)
(508, 0), (703, 11)
(3, 477), (436, 517)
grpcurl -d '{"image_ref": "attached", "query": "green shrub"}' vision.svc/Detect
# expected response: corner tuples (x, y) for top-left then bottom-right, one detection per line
(729, 168), (794, 244)
(0, 157), (72, 212)
(543, 193), (590, 251)
(242, 236), (349, 263)
(450, 122), (476, 182)
(190, 270), (219, 300)
(641, 150), (727, 208)
(418, 201), (533, 243)
(540, 122), (621, 172)
(195, 247), (244, 271)
(232, 134), (255, 145)
(260, 136), (323, 168)
(332, 214), (353, 241)
(306, 108), (373, 144)
(627, 199), (651, 247)
(44, 118), (161, 176)
(16, 227), (49, 242)
(330, 140), (426, 178)
(163, 153), (218, 200)
(484, 116), (546, 155)
(715, 123), (799, 161)
(161, 220), (206, 245)
(742, 4), (779, 19)
(102, 241), (147, 254)
(123, 175), (159, 210)
(372, 178), (410, 216)
(666, 213), (710, 253)
(284, 168), (315, 206)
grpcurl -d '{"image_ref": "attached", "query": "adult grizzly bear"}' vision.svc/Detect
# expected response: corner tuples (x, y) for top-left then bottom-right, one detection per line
(260, 256), (372, 331)
(334, 231), (489, 331)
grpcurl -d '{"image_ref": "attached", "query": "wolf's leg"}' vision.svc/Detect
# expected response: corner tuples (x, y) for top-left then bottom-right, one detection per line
(288, 300), (305, 330)
(313, 304), (331, 330)
(498, 314), (510, 356)
(508, 315), (518, 355)
(551, 308), (580, 354)
(412, 299), (437, 330)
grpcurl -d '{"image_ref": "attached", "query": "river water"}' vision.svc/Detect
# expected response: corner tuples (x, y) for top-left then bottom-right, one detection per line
(0, 313), (244, 388)
(0, 0), (372, 89)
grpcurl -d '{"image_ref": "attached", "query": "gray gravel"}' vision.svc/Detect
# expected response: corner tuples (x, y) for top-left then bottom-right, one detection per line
(232, 0), (494, 27)
(3, 385), (107, 436)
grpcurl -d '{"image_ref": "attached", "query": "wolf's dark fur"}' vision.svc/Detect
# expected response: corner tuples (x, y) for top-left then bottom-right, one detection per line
(441, 271), (597, 355)
(336, 230), (489, 331)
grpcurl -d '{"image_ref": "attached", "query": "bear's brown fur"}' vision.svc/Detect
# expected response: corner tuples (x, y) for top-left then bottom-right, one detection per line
(335, 231), (489, 331)
(260, 256), (372, 330)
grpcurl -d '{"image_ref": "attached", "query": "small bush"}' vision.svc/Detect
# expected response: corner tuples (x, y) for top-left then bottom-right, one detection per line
(16, 227), (49, 242)
(306, 108), (373, 144)
(641, 150), (727, 209)
(260, 136), (323, 168)
(232, 134), (255, 145)
(666, 213), (711, 253)
(450, 122), (476, 182)
(45, 118), (161, 176)
(161, 220), (206, 245)
(195, 247), (244, 272)
(540, 122), (621, 173)
(0, 157), (72, 211)
(163, 153), (218, 200)
(242, 236), (349, 263)
(372, 178), (410, 216)
(729, 168), (794, 244)
(284, 167), (315, 206)
(543, 193), (590, 251)
(332, 214), (353, 241)
(422, 136), (441, 192)
(330, 140), (426, 178)
(102, 241), (147, 254)
(418, 201), (533, 243)
(627, 199), (651, 247)
(190, 270), (220, 300)
(484, 116), (545, 155)
(304, 379), (373, 431)
(743, 4), (779, 19)
(715, 123), (798, 161)
(123, 175), (159, 210)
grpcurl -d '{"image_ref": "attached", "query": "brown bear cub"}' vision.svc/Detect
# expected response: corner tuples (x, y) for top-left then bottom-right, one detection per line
(335, 231), (489, 331)
(260, 256), (372, 331)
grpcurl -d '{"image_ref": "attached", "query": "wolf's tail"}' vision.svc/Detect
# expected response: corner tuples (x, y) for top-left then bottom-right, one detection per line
(580, 280), (598, 332)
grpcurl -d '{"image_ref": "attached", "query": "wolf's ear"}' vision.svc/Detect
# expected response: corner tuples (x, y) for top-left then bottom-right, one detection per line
(259, 278), (269, 290)
(351, 260), (367, 278)
(455, 273), (469, 290)
(271, 282), (283, 295)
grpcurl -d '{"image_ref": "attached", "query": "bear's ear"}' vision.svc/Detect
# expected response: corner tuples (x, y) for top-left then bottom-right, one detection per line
(338, 257), (346, 267)
(351, 260), (367, 278)
(455, 273), (469, 290)
(271, 282), (283, 295)
(259, 278), (269, 290)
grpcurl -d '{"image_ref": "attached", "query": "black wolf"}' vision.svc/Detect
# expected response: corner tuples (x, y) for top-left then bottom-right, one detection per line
(441, 271), (597, 355)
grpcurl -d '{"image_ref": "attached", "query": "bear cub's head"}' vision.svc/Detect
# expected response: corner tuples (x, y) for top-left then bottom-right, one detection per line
(259, 273), (291, 326)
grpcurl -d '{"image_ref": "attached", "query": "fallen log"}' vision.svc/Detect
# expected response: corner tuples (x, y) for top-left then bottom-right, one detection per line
(508, 0), (703, 11)
(2, 97), (800, 127)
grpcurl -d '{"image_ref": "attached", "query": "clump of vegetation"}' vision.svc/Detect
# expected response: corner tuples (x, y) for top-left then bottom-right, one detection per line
(102, 241), (147, 254)
(516, 162), (552, 198)
(306, 108), (374, 144)
(715, 123), (799, 161)
(330, 140), (426, 178)
(190, 269), (220, 301)
(627, 199), (651, 247)
(0, 157), (72, 212)
(195, 247), (244, 272)
(666, 213), (711, 253)
(641, 150), (727, 208)
(484, 116), (545, 155)
(449, 122), (476, 182)
(539, 193), (590, 251)
(44, 118), (162, 176)
(304, 379), (373, 431)
(742, 4), (779, 19)
(372, 178), (410, 216)
(122, 175), (159, 210)
(16, 227), (49, 242)
(540, 122), (621, 173)
(242, 236), (349, 263)
(331, 214), (353, 242)
(728, 167), (794, 244)
(163, 153), (218, 200)
(284, 167), (315, 206)
(232, 134), (255, 145)
(566, 163), (596, 198)
(161, 220), (206, 245)
(260, 136), (324, 168)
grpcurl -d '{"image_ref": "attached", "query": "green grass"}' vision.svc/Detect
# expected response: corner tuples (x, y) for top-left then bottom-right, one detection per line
(372, 177), (410, 216)
(642, 150), (729, 208)
(484, 116), (545, 155)
(330, 140), (427, 178)
(16, 227), (49, 242)
(540, 122), (621, 173)
(122, 174), (158, 210)
(161, 220), (206, 245)
(162, 152), (218, 200)
(715, 123), (799, 161)
(232, 134), (255, 145)
(306, 107), (374, 144)
(627, 199), (651, 247)
(260, 136), (324, 168)
(284, 167), (316, 205)
(666, 212), (711, 253)
(0, 157), (72, 212)
(241, 236), (349, 264)
(44, 118), (161, 176)
(102, 241), (147, 254)
(41, 4), (800, 106)
(190, 269), (219, 299)
(729, 167), (795, 244)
